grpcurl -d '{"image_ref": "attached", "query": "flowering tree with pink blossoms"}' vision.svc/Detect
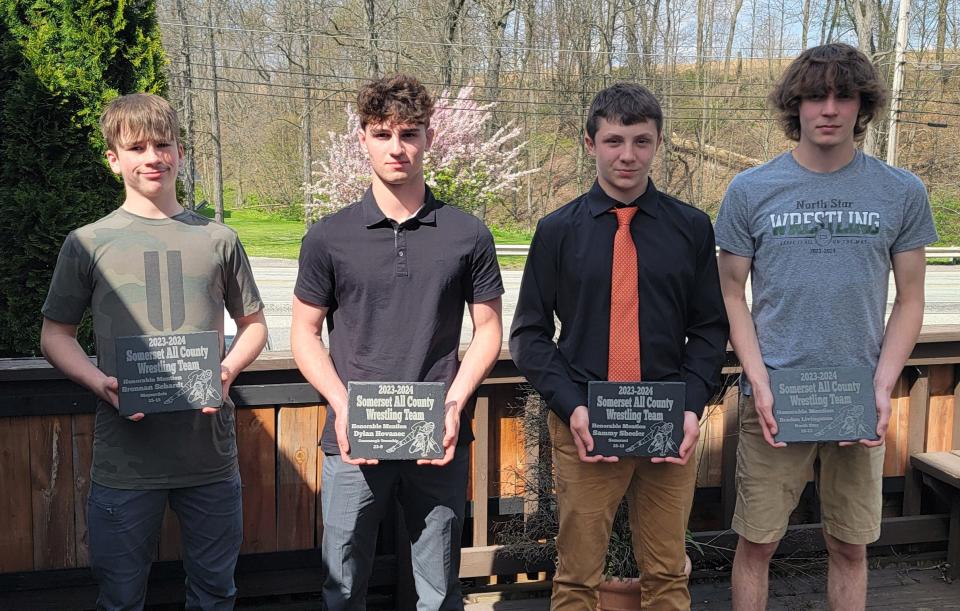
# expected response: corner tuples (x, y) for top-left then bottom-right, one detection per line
(306, 85), (536, 222)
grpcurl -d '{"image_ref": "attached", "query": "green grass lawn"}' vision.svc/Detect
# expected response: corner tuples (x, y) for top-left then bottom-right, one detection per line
(202, 207), (305, 259)
(206, 205), (534, 263)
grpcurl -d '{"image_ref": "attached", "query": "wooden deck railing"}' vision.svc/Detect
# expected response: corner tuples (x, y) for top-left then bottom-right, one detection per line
(1, 325), (958, 608)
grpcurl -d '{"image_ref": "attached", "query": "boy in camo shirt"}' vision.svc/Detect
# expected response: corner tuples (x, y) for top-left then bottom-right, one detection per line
(40, 93), (267, 611)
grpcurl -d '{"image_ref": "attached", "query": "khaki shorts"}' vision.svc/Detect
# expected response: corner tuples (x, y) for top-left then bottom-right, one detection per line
(732, 394), (884, 545)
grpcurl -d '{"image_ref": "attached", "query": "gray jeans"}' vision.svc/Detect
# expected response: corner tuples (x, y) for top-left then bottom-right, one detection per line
(321, 447), (469, 611)
(87, 472), (243, 611)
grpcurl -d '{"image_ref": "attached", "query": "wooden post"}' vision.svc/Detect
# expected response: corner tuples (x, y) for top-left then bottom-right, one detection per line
(904, 367), (931, 516)
(473, 395), (490, 548)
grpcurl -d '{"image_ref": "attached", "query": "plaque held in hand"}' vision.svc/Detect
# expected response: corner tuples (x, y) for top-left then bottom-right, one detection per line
(588, 381), (685, 457)
(115, 331), (222, 416)
(771, 366), (879, 443)
(348, 382), (446, 460)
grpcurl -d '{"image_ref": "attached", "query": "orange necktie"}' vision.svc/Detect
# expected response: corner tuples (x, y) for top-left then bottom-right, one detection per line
(608, 207), (641, 382)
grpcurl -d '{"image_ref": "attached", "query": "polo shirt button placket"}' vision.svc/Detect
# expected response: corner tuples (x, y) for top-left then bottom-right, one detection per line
(395, 225), (409, 277)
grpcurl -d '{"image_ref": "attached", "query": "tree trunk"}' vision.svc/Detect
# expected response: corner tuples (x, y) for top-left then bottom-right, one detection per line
(207, 3), (224, 223)
(441, 0), (468, 86)
(936, 0), (948, 64)
(723, 0), (744, 74)
(624, 0), (640, 75)
(174, 0), (196, 210)
(365, 0), (380, 77)
(301, 0), (314, 226)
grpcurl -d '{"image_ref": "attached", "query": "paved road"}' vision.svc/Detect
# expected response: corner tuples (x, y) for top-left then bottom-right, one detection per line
(246, 258), (960, 352)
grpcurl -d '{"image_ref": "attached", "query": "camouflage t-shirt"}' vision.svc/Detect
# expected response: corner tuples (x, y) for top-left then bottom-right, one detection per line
(42, 207), (263, 489)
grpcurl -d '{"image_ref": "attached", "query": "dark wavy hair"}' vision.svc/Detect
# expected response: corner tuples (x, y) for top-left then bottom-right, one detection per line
(586, 83), (663, 138)
(357, 74), (435, 129)
(769, 43), (888, 142)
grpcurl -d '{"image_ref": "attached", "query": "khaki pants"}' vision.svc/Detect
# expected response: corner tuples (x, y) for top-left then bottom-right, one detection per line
(549, 412), (697, 611)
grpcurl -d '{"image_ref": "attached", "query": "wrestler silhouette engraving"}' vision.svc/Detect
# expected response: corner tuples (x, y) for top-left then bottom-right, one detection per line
(625, 421), (678, 456)
(164, 369), (221, 406)
(385, 421), (442, 457)
(815, 404), (874, 439)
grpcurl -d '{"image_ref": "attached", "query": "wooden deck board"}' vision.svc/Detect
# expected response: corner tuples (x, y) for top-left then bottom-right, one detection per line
(461, 564), (960, 611)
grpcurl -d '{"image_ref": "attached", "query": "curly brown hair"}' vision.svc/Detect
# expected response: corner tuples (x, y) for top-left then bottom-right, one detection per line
(769, 43), (888, 142)
(356, 74), (434, 129)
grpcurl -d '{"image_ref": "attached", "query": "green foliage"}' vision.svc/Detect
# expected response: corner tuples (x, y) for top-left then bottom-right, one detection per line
(426, 164), (501, 218)
(930, 192), (960, 246)
(0, 0), (166, 356)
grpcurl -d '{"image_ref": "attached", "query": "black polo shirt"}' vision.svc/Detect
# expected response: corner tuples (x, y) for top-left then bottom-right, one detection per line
(509, 180), (729, 421)
(295, 186), (504, 454)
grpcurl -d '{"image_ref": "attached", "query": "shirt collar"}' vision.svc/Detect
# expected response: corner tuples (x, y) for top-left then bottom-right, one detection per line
(362, 185), (439, 229)
(586, 178), (660, 219)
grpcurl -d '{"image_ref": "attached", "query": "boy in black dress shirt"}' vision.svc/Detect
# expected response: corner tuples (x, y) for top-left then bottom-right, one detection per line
(510, 83), (728, 610)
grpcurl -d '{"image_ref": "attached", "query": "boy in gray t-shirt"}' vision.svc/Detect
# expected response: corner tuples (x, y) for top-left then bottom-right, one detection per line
(40, 94), (266, 611)
(715, 44), (937, 610)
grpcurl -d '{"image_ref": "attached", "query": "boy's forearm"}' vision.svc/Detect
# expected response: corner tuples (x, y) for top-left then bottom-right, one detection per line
(41, 324), (107, 392)
(724, 294), (769, 390)
(447, 307), (502, 412)
(874, 297), (924, 394)
(221, 310), (268, 378)
(291, 327), (348, 415)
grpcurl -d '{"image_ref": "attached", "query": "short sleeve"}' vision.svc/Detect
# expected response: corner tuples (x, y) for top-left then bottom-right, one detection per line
(224, 237), (264, 319)
(891, 175), (939, 254)
(294, 220), (336, 307)
(465, 223), (505, 304)
(714, 178), (755, 258)
(41, 232), (93, 325)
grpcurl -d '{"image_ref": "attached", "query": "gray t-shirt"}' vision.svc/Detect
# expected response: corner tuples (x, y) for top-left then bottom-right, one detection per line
(714, 151), (938, 392)
(42, 207), (264, 489)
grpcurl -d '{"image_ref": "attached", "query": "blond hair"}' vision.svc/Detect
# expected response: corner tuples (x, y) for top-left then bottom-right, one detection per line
(99, 93), (180, 151)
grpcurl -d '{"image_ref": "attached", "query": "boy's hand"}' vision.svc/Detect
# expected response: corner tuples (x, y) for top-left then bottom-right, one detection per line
(335, 407), (378, 466)
(752, 379), (786, 448)
(569, 405), (618, 463)
(651, 411), (699, 465)
(101, 376), (143, 421)
(419, 400), (459, 466)
(202, 365), (234, 415)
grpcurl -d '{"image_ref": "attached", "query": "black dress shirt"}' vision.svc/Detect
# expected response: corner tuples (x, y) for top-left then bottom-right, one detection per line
(509, 180), (729, 421)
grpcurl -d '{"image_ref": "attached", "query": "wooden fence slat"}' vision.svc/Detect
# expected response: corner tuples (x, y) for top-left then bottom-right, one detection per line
(0, 417), (34, 572)
(497, 414), (523, 497)
(29, 415), (76, 570)
(926, 365), (956, 452)
(883, 376), (911, 477)
(238, 407), (278, 554)
(277, 405), (319, 550)
(71, 414), (94, 567)
(472, 395), (490, 548)
(904, 367), (931, 516)
(696, 397), (726, 488)
(720, 385), (739, 529)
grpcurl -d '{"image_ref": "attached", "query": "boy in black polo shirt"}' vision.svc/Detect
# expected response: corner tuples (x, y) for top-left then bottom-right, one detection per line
(291, 74), (504, 610)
